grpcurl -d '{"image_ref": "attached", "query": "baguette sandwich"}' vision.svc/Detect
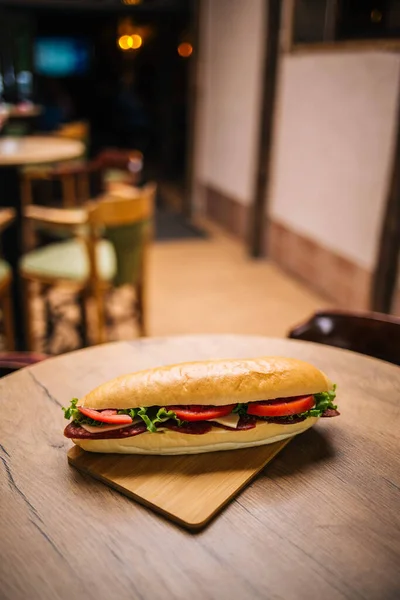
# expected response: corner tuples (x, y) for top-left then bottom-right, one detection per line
(63, 356), (339, 455)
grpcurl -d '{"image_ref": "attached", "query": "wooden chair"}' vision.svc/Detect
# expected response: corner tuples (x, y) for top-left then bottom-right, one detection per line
(288, 310), (400, 366)
(20, 183), (156, 350)
(94, 148), (143, 190)
(20, 160), (95, 211)
(0, 208), (16, 350)
(54, 121), (90, 145)
(20, 148), (143, 212)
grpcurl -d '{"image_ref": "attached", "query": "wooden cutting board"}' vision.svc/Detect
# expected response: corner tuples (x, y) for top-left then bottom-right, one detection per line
(68, 439), (290, 530)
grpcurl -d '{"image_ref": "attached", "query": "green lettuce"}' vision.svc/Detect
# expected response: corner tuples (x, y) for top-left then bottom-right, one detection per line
(62, 399), (184, 432)
(62, 386), (337, 433)
(118, 406), (184, 433)
(62, 398), (80, 421)
(302, 384), (337, 417)
(232, 403), (247, 417)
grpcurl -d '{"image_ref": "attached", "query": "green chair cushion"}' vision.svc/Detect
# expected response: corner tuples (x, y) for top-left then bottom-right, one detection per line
(104, 221), (147, 286)
(20, 239), (117, 281)
(0, 259), (11, 282)
(104, 169), (130, 183)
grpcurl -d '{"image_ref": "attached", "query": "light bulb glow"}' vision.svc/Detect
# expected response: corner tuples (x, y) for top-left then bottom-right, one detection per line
(178, 42), (193, 58)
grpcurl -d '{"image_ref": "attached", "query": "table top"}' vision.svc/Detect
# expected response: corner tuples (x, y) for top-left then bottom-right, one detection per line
(0, 135), (84, 166)
(1, 335), (399, 600)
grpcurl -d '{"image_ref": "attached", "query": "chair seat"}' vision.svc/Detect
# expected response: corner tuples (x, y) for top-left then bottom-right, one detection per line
(0, 259), (11, 282)
(104, 169), (131, 183)
(20, 239), (117, 282)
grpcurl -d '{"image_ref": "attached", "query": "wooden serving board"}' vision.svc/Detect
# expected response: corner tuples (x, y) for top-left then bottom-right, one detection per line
(68, 439), (290, 530)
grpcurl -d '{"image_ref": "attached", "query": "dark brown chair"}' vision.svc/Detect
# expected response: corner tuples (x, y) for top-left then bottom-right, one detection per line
(288, 310), (400, 366)
(0, 351), (48, 377)
(94, 148), (143, 189)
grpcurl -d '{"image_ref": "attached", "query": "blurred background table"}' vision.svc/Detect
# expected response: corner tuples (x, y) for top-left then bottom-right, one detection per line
(0, 335), (399, 600)
(7, 103), (42, 119)
(0, 103), (42, 136)
(0, 135), (84, 348)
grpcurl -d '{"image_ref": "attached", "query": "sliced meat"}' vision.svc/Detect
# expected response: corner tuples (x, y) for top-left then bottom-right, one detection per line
(161, 420), (213, 434)
(64, 411), (303, 441)
(253, 414), (307, 425)
(162, 415), (257, 434)
(321, 408), (340, 417)
(64, 421), (147, 439)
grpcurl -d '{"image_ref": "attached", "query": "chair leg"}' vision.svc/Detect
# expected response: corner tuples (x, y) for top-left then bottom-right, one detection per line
(77, 173), (90, 204)
(20, 177), (37, 252)
(62, 174), (76, 208)
(2, 282), (15, 351)
(77, 287), (89, 347)
(90, 284), (106, 346)
(21, 277), (35, 351)
(136, 281), (147, 337)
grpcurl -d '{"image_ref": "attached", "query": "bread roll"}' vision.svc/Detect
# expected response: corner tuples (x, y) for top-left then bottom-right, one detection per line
(80, 356), (331, 409)
(67, 357), (333, 455)
(73, 417), (318, 455)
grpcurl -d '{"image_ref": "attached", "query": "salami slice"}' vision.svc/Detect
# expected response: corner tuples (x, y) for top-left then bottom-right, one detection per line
(321, 408), (340, 417)
(253, 414), (307, 425)
(161, 420), (213, 434)
(64, 421), (147, 439)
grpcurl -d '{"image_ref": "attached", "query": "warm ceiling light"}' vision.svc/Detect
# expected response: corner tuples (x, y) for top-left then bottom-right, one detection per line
(131, 34), (142, 49)
(370, 9), (383, 23)
(118, 34), (142, 51)
(122, 0), (142, 5)
(178, 42), (193, 58)
(118, 35), (132, 50)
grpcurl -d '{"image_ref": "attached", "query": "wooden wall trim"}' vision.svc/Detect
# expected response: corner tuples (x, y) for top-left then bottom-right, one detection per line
(371, 82), (400, 313)
(248, 0), (282, 258)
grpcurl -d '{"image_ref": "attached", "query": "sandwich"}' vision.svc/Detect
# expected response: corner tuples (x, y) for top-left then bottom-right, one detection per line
(62, 356), (339, 455)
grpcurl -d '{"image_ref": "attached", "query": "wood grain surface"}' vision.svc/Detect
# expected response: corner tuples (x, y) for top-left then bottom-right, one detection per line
(67, 438), (291, 529)
(1, 335), (399, 600)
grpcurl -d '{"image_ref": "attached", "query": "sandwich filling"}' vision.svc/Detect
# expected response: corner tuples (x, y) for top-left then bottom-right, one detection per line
(63, 387), (338, 440)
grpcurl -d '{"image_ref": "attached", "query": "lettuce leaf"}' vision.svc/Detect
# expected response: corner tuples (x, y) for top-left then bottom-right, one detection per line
(62, 399), (184, 433)
(301, 384), (337, 417)
(62, 386), (337, 432)
(135, 407), (184, 433)
(233, 403), (247, 416)
(62, 399), (106, 427)
(62, 398), (80, 421)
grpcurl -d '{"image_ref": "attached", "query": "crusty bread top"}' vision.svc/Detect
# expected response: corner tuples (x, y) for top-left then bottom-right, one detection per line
(79, 356), (332, 409)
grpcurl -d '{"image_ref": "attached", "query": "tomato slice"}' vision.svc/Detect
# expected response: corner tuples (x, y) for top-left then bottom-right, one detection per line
(247, 395), (315, 417)
(166, 404), (236, 422)
(78, 407), (133, 424)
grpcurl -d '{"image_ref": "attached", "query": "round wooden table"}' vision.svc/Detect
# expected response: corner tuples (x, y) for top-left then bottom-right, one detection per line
(0, 136), (84, 166)
(0, 136), (84, 348)
(0, 335), (399, 600)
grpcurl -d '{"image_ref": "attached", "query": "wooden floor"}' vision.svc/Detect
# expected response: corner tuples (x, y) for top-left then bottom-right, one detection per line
(148, 223), (331, 338)
(25, 222), (331, 353)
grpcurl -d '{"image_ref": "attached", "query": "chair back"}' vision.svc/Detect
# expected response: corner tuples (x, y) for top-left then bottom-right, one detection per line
(288, 310), (400, 366)
(85, 183), (155, 344)
(94, 148), (143, 189)
(87, 183), (155, 287)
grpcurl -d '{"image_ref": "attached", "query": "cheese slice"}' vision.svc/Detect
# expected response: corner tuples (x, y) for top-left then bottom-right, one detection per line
(80, 418), (141, 434)
(210, 413), (240, 429)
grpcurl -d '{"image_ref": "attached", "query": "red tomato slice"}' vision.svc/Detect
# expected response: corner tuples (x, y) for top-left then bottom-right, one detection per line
(166, 404), (236, 422)
(247, 395), (315, 417)
(78, 407), (133, 424)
